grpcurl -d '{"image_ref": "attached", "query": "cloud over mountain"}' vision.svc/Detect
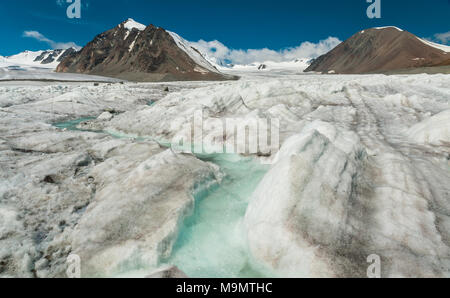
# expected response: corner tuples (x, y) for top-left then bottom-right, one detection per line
(23, 31), (81, 50)
(190, 37), (341, 65)
(434, 31), (450, 44)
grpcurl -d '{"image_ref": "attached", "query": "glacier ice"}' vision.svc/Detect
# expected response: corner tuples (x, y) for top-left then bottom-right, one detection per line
(0, 73), (449, 278)
(408, 109), (450, 145)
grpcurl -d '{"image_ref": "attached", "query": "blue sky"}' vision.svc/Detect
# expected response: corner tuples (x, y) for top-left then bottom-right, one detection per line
(0, 0), (449, 58)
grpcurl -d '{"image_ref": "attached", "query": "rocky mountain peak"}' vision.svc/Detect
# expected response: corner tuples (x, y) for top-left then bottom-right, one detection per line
(56, 19), (235, 82)
(305, 26), (450, 74)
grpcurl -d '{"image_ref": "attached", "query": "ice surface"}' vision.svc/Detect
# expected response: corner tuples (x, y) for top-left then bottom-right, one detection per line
(0, 67), (122, 82)
(245, 121), (366, 277)
(0, 73), (449, 277)
(408, 109), (450, 145)
(70, 148), (220, 277)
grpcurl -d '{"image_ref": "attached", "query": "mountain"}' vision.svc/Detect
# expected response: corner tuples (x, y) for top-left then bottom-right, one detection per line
(1, 49), (77, 69)
(304, 27), (450, 74)
(56, 19), (235, 82)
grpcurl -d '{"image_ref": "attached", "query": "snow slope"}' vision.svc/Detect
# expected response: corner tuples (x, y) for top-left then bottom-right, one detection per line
(168, 31), (221, 73)
(6, 50), (45, 65)
(5, 50), (54, 68)
(0, 49), (76, 70)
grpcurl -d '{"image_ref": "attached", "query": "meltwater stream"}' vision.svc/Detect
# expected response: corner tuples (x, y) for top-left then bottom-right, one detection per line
(53, 118), (273, 278)
(163, 154), (271, 278)
(53, 117), (96, 131)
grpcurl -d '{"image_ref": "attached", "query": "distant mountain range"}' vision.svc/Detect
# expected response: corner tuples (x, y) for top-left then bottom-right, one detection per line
(305, 26), (450, 74)
(0, 48), (76, 69)
(2, 24), (450, 80)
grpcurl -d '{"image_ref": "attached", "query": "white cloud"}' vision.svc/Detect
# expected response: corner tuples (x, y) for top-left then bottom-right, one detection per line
(23, 31), (81, 50)
(190, 37), (341, 65)
(434, 31), (450, 44)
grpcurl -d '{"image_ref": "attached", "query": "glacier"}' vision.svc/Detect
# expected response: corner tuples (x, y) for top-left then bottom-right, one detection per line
(0, 72), (449, 278)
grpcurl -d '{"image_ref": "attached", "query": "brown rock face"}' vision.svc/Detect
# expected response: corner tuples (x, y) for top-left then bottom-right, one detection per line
(56, 19), (235, 82)
(434, 58), (450, 67)
(304, 27), (450, 74)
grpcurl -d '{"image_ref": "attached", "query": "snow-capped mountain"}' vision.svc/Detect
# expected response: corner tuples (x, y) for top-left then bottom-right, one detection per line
(0, 48), (77, 69)
(57, 18), (235, 81)
(305, 26), (450, 74)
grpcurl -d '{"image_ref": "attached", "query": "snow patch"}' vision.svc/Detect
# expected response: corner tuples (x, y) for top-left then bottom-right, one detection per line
(124, 31), (130, 40)
(129, 37), (137, 52)
(194, 66), (208, 74)
(123, 18), (146, 31)
(374, 26), (404, 32)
